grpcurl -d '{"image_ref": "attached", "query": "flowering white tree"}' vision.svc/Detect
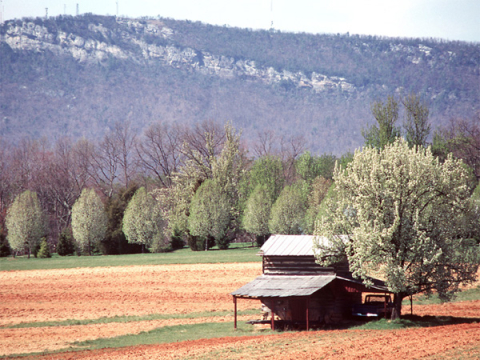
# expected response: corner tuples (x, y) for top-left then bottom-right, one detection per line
(188, 179), (231, 250)
(71, 188), (107, 255)
(123, 187), (164, 252)
(6, 190), (45, 258)
(314, 139), (479, 319)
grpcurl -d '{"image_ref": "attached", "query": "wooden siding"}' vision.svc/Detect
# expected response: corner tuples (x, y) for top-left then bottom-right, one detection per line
(263, 256), (350, 275)
(260, 281), (362, 323)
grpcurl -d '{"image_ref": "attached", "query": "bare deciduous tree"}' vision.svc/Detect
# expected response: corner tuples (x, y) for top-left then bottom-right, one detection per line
(136, 122), (183, 188)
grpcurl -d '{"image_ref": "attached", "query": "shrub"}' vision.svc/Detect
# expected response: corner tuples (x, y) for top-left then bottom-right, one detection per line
(57, 228), (76, 256)
(37, 238), (51, 258)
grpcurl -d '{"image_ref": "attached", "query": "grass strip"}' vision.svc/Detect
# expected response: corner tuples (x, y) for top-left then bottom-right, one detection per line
(1, 309), (260, 329)
(402, 285), (480, 306)
(0, 321), (275, 358)
(3, 315), (479, 358)
(72, 321), (270, 350)
(350, 316), (467, 330)
(0, 244), (261, 272)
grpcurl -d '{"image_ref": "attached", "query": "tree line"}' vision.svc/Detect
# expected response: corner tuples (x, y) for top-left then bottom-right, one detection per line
(0, 94), (479, 257)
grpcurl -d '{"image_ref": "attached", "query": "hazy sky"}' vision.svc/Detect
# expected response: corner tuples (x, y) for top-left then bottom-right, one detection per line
(3, 0), (480, 42)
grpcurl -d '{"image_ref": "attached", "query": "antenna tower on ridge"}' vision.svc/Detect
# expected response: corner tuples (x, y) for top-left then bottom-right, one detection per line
(45, 8), (48, 19)
(0, 0), (3, 24)
(116, 1), (119, 17)
(76, 3), (79, 16)
(270, 0), (274, 30)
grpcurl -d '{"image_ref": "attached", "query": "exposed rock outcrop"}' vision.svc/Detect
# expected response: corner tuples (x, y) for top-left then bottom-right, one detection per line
(2, 18), (355, 95)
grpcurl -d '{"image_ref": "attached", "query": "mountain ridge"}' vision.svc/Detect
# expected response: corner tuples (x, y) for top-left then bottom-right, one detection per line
(1, 14), (478, 154)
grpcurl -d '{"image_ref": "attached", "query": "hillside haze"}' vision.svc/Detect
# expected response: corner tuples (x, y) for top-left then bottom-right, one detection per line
(1, 14), (478, 154)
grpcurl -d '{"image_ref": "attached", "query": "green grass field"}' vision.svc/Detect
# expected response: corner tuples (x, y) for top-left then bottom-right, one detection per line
(0, 243), (261, 271)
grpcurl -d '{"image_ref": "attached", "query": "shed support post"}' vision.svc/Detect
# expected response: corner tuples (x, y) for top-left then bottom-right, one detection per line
(271, 299), (275, 331)
(306, 297), (310, 331)
(233, 296), (237, 329)
(410, 295), (413, 315)
(384, 296), (387, 319)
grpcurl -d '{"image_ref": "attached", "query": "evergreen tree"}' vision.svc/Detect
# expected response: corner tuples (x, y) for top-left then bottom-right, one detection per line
(57, 228), (76, 256)
(102, 184), (140, 255)
(0, 227), (11, 257)
(37, 238), (51, 258)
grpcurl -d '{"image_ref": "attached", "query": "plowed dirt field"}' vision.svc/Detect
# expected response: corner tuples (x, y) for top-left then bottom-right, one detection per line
(1, 263), (479, 359)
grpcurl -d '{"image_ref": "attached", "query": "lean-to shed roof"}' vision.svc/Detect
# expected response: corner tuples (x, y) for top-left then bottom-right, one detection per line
(231, 274), (390, 298)
(231, 275), (336, 297)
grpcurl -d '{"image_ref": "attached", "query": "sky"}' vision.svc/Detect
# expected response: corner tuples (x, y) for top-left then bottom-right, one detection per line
(2, 0), (480, 43)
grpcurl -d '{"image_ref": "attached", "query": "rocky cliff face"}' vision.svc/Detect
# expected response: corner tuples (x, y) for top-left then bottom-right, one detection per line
(2, 18), (355, 94)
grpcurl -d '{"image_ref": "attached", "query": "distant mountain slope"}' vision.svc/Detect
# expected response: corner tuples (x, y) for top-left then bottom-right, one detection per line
(0, 14), (478, 154)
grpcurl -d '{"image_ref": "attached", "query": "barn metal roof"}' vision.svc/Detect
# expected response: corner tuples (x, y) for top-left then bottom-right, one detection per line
(231, 275), (336, 298)
(260, 234), (338, 256)
(231, 274), (390, 298)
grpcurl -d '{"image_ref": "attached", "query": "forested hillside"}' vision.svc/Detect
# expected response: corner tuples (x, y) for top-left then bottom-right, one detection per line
(0, 14), (478, 154)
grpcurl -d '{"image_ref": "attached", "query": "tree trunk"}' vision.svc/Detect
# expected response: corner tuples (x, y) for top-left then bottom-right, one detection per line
(391, 293), (403, 320)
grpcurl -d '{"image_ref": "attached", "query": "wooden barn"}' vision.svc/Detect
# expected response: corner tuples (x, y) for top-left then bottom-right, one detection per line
(231, 234), (392, 330)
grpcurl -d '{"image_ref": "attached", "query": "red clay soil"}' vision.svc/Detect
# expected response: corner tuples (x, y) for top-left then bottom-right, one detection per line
(0, 263), (261, 326)
(2, 264), (480, 359)
(0, 314), (254, 355)
(17, 322), (480, 360)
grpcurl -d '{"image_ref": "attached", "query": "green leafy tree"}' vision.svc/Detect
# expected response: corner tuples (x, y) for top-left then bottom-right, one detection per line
(187, 179), (231, 249)
(241, 155), (284, 202)
(403, 93), (431, 148)
(269, 184), (306, 235)
(122, 187), (164, 252)
(165, 122), (245, 247)
(304, 176), (332, 234)
(242, 184), (273, 245)
(57, 228), (75, 256)
(296, 152), (336, 182)
(71, 188), (108, 255)
(6, 190), (45, 258)
(362, 95), (401, 149)
(314, 139), (479, 319)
